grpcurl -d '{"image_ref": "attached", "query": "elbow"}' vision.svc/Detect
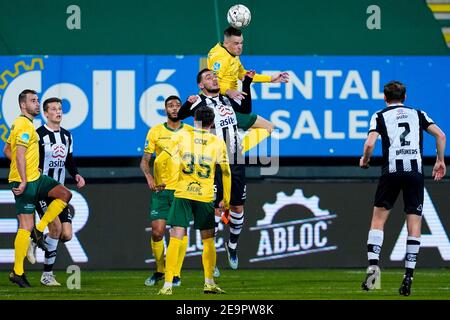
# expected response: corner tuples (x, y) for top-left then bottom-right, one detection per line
(439, 131), (446, 143)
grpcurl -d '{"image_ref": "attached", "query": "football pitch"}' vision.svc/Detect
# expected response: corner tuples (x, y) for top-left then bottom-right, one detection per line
(0, 268), (449, 300)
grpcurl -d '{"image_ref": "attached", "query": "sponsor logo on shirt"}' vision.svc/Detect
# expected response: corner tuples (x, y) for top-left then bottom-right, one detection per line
(187, 181), (202, 196)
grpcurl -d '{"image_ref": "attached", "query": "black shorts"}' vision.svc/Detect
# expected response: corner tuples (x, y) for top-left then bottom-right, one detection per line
(214, 164), (246, 208)
(36, 198), (74, 224)
(374, 172), (424, 215)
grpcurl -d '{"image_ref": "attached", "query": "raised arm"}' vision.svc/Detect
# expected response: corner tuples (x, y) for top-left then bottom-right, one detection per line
(177, 96), (199, 120)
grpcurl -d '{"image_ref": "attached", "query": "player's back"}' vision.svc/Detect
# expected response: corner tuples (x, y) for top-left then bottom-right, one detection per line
(372, 105), (434, 175)
(174, 128), (227, 203)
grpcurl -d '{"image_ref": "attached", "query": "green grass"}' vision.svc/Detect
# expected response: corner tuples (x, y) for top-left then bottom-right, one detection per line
(0, 269), (449, 300)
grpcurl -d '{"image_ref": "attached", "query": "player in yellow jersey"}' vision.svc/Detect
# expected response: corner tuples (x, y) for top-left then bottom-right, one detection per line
(3, 89), (72, 287)
(140, 95), (192, 287)
(207, 27), (289, 154)
(157, 105), (231, 295)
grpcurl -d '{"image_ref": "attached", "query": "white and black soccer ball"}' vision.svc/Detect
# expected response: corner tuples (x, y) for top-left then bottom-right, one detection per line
(227, 4), (251, 29)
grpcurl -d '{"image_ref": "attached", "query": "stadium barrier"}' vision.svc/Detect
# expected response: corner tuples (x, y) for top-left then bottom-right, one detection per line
(1, 180), (449, 270)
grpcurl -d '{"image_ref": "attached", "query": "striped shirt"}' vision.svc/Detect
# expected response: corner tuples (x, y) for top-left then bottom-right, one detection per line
(177, 76), (253, 162)
(37, 125), (78, 184)
(368, 104), (434, 175)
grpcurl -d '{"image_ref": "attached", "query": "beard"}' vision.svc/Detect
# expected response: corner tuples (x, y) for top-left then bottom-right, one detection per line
(205, 87), (220, 94)
(167, 114), (179, 121)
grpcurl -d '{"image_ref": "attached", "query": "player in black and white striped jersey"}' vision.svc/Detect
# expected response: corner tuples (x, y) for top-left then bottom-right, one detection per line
(178, 68), (255, 272)
(360, 81), (446, 296)
(28, 97), (86, 286)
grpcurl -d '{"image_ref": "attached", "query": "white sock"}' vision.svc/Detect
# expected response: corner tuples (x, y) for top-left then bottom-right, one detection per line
(367, 229), (384, 262)
(405, 236), (421, 269)
(163, 281), (173, 288)
(44, 236), (59, 266)
(205, 278), (215, 285)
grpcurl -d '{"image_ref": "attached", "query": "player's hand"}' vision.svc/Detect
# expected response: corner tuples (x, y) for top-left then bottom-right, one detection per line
(359, 157), (370, 169)
(155, 183), (166, 192)
(245, 70), (256, 79)
(187, 95), (198, 104)
(432, 160), (446, 181)
(271, 72), (289, 83)
(75, 174), (86, 189)
(226, 89), (247, 100)
(219, 200), (229, 210)
(12, 181), (27, 195)
(146, 175), (157, 191)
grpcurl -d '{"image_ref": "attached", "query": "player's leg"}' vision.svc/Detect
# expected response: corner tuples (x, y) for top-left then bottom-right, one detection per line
(193, 201), (225, 294)
(146, 190), (170, 286)
(399, 173), (424, 296)
(11, 214), (33, 287)
(35, 177), (71, 239)
(239, 113), (274, 154)
(158, 198), (191, 295)
(172, 190), (188, 286)
(362, 174), (400, 291)
(27, 199), (47, 265)
(9, 180), (37, 287)
(173, 228), (188, 286)
(225, 164), (246, 270)
(60, 205), (74, 242)
(41, 213), (62, 286)
(212, 166), (223, 276)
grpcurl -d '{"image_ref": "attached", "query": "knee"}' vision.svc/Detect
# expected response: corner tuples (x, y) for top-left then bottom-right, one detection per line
(49, 224), (62, 238)
(229, 205), (243, 214)
(152, 231), (164, 242)
(63, 189), (73, 203)
(266, 122), (274, 133)
(60, 233), (72, 243)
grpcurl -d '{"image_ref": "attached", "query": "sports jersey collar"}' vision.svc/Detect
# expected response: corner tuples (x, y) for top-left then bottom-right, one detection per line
(44, 124), (60, 132)
(202, 93), (220, 99)
(194, 128), (209, 133)
(164, 122), (184, 132)
(20, 114), (33, 123)
(387, 103), (404, 107)
(220, 43), (236, 57)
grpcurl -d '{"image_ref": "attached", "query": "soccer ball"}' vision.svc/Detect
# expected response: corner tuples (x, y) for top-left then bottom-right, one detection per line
(227, 4), (251, 29)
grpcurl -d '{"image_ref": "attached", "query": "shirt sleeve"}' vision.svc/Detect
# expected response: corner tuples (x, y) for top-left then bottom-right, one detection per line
(143, 128), (156, 154)
(368, 113), (380, 134)
(178, 96), (201, 120)
(419, 110), (435, 130)
(15, 126), (34, 148)
(208, 51), (229, 96)
(253, 73), (272, 83)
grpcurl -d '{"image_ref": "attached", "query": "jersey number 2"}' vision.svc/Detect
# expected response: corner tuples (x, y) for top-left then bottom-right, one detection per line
(399, 122), (411, 146)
